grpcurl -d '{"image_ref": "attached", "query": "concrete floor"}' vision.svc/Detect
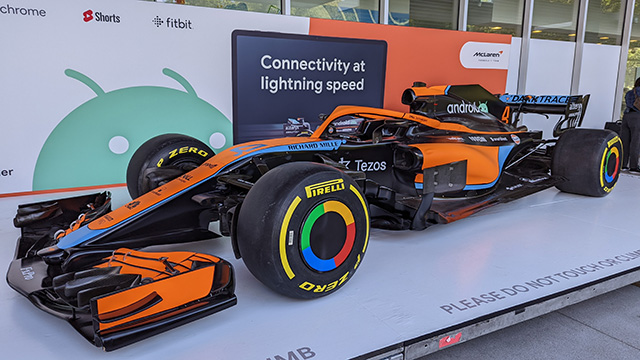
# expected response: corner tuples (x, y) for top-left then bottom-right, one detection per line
(421, 284), (640, 360)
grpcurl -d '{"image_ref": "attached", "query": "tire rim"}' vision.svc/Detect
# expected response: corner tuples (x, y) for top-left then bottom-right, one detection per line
(300, 200), (355, 272)
(602, 146), (620, 185)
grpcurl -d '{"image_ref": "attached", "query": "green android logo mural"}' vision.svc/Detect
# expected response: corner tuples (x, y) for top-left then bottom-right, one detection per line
(33, 68), (232, 191)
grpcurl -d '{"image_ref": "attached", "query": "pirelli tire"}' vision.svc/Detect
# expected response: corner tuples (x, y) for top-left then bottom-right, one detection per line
(126, 134), (213, 199)
(552, 128), (622, 197)
(236, 162), (370, 299)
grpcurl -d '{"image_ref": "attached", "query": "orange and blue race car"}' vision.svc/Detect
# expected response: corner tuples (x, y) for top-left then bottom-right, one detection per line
(7, 83), (621, 350)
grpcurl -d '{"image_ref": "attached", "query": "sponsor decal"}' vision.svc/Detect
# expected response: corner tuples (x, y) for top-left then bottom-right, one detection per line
(510, 134), (521, 145)
(447, 101), (485, 114)
(499, 94), (571, 105)
(156, 146), (209, 167)
(468, 135), (487, 143)
(439, 333), (462, 348)
(489, 136), (508, 142)
(152, 15), (192, 29)
(0, 4), (46, 17)
(460, 41), (509, 70)
(20, 267), (35, 281)
(338, 157), (351, 167)
(304, 179), (345, 198)
(506, 184), (524, 191)
(83, 9), (120, 23)
(125, 200), (140, 210)
(286, 140), (343, 151)
(354, 160), (386, 172)
(337, 157), (386, 172)
(299, 272), (350, 293)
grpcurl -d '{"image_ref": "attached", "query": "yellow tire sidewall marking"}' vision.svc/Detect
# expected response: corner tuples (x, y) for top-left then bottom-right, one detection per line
(279, 196), (301, 280)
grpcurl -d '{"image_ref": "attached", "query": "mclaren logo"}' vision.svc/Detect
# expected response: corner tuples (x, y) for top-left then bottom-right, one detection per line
(305, 179), (345, 198)
(473, 51), (503, 58)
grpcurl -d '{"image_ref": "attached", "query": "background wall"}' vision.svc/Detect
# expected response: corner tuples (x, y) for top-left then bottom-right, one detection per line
(578, 44), (622, 126)
(0, 0), (509, 195)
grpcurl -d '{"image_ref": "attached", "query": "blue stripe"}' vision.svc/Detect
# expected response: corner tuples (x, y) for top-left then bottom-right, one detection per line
(463, 145), (513, 190)
(58, 139), (345, 249)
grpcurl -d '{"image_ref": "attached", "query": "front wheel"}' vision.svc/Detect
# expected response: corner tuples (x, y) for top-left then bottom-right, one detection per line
(126, 134), (214, 199)
(236, 162), (370, 299)
(552, 128), (622, 197)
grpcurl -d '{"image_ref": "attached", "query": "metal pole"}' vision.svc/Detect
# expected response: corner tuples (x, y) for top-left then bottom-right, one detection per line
(613, 0), (636, 120)
(570, 0), (589, 94)
(282, 0), (291, 16)
(518, 0), (535, 94)
(458, 0), (468, 31)
(379, 0), (389, 25)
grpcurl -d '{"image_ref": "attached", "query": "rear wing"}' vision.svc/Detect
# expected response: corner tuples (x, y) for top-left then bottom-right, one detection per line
(402, 83), (590, 137)
(498, 94), (590, 137)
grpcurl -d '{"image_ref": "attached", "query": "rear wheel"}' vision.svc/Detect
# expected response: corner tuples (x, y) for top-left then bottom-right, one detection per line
(236, 162), (370, 299)
(126, 134), (213, 199)
(552, 128), (622, 197)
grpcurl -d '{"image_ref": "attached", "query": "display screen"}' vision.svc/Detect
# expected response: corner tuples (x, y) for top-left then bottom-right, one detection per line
(232, 30), (387, 143)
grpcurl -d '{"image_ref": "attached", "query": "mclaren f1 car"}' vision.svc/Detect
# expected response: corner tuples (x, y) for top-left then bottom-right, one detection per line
(7, 82), (621, 350)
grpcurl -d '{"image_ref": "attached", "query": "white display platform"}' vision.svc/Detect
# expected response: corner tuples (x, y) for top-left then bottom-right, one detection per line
(1, 174), (639, 359)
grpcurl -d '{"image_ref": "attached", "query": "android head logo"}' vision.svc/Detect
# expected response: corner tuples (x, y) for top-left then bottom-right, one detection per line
(33, 68), (232, 191)
(478, 101), (489, 113)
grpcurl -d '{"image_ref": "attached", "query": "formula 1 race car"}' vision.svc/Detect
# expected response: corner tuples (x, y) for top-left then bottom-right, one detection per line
(7, 82), (621, 350)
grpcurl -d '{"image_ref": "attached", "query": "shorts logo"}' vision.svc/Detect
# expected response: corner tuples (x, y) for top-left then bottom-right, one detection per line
(83, 9), (120, 23)
(83, 10), (93, 22)
(304, 179), (344, 198)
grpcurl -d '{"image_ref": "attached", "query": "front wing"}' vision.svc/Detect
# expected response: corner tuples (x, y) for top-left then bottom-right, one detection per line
(6, 193), (236, 351)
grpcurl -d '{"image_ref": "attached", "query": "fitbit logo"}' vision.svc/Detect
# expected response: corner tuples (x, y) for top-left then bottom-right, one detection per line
(0, 4), (46, 17)
(152, 15), (193, 29)
(83, 9), (120, 23)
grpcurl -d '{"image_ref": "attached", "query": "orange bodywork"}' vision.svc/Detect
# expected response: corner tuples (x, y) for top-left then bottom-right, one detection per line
(411, 144), (502, 186)
(92, 248), (224, 334)
(312, 105), (522, 137)
(87, 103), (522, 233)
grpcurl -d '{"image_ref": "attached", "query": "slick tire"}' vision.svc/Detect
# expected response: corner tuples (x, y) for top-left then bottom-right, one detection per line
(126, 134), (214, 199)
(552, 128), (622, 197)
(236, 162), (370, 299)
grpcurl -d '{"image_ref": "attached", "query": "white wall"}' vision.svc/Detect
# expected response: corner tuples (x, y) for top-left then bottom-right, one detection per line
(521, 39), (576, 138)
(505, 38), (622, 136)
(578, 43), (621, 125)
(505, 36), (521, 95)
